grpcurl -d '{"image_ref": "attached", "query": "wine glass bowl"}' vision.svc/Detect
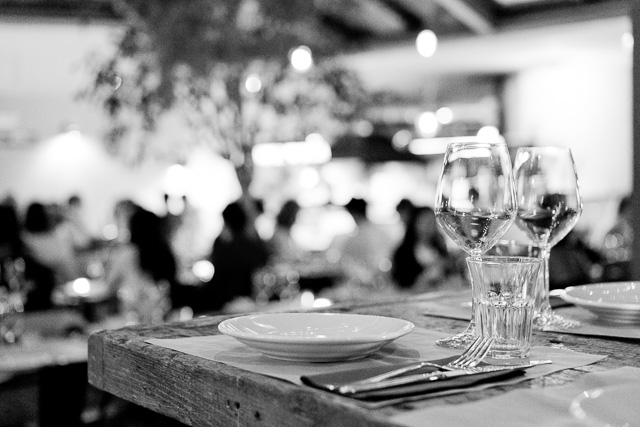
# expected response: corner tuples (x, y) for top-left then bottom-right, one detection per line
(513, 146), (583, 329)
(435, 143), (516, 257)
(434, 140), (517, 348)
(516, 193), (581, 249)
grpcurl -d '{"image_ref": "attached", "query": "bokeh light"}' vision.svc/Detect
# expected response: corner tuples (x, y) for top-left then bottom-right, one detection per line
(622, 32), (634, 51)
(436, 107), (453, 124)
(290, 46), (313, 72)
(244, 73), (262, 93)
(416, 30), (438, 58)
(416, 111), (439, 137)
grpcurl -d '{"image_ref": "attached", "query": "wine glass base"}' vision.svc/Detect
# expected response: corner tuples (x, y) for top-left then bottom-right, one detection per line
(436, 329), (477, 350)
(534, 310), (580, 331)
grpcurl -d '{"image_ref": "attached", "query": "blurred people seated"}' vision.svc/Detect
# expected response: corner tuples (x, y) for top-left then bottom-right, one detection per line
(0, 196), (23, 260)
(549, 229), (603, 290)
(105, 206), (176, 324)
(200, 201), (269, 313)
(21, 202), (82, 310)
(162, 194), (207, 285)
(0, 199), (29, 338)
(331, 198), (395, 294)
(600, 195), (632, 281)
(113, 198), (139, 243)
(266, 199), (305, 264)
(63, 194), (95, 250)
(392, 206), (462, 293)
(395, 198), (416, 235)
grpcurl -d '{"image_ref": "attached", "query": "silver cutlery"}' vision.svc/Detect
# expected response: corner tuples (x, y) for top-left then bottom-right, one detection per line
(338, 360), (553, 395)
(346, 335), (495, 388)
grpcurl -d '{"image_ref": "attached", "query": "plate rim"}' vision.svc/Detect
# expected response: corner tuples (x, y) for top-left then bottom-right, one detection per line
(560, 281), (640, 311)
(570, 383), (640, 424)
(217, 312), (415, 344)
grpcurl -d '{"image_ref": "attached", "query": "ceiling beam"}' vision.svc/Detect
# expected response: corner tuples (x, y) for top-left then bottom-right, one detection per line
(0, 0), (119, 22)
(430, 0), (495, 35)
(497, 0), (629, 31)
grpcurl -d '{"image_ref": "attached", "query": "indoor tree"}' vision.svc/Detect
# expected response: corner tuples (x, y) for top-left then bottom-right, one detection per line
(84, 0), (370, 170)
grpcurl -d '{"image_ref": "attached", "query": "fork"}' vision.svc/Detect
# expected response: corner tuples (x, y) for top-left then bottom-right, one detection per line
(347, 335), (495, 387)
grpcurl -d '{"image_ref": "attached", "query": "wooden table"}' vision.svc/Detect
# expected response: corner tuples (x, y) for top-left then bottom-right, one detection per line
(1, 308), (114, 427)
(87, 293), (640, 427)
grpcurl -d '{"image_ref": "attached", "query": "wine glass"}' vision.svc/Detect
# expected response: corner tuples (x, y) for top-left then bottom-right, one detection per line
(434, 140), (517, 349)
(513, 146), (582, 329)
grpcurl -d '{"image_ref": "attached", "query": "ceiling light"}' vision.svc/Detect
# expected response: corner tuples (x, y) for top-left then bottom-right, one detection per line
(252, 136), (331, 167)
(416, 30), (438, 58)
(290, 46), (313, 72)
(415, 111), (438, 137)
(477, 126), (505, 143)
(622, 32), (634, 51)
(354, 120), (373, 137)
(408, 137), (454, 155)
(244, 74), (262, 93)
(392, 129), (413, 149)
(436, 107), (453, 124)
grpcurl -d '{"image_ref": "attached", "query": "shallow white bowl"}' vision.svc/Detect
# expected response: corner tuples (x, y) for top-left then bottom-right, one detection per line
(570, 383), (640, 426)
(218, 313), (414, 362)
(560, 282), (640, 324)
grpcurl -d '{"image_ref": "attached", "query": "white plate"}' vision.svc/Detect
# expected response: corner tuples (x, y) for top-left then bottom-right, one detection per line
(218, 313), (414, 362)
(570, 384), (640, 426)
(560, 282), (640, 324)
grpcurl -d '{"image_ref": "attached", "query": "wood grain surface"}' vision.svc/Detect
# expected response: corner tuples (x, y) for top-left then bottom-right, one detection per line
(88, 293), (640, 427)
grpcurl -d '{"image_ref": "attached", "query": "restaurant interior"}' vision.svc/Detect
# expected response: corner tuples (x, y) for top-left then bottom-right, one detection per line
(0, 0), (637, 426)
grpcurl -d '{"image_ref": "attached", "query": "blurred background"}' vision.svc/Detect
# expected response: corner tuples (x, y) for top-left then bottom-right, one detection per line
(0, 0), (633, 248)
(0, 0), (636, 425)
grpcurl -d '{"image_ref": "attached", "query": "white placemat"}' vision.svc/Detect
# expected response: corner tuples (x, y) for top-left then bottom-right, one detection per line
(146, 327), (605, 390)
(421, 293), (640, 340)
(545, 306), (640, 339)
(391, 366), (640, 427)
(420, 292), (471, 320)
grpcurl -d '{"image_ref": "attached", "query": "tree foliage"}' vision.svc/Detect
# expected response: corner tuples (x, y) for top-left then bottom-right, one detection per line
(83, 0), (371, 165)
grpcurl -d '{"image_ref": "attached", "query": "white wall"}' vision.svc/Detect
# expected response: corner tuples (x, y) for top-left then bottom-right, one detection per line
(0, 20), (119, 138)
(503, 49), (633, 241)
(0, 20), (240, 253)
(0, 18), (634, 248)
(0, 132), (240, 253)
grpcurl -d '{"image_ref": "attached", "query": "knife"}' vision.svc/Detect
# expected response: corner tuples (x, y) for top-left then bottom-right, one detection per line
(337, 360), (553, 395)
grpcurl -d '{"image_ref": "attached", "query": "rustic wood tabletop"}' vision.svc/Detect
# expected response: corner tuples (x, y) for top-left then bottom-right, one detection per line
(87, 292), (640, 427)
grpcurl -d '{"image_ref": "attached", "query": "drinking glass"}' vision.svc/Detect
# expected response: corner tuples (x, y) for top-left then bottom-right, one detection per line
(468, 256), (542, 359)
(513, 146), (582, 329)
(434, 140), (517, 349)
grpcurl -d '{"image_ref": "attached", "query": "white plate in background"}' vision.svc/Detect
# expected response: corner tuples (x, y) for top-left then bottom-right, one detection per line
(570, 384), (640, 426)
(218, 313), (414, 362)
(560, 282), (640, 324)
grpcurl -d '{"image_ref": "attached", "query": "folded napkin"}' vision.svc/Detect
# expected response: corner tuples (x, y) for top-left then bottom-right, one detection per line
(301, 356), (526, 401)
(390, 366), (640, 427)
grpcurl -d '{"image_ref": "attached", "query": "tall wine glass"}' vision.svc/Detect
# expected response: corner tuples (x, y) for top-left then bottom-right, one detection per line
(434, 140), (517, 349)
(513, 146), (582, 329)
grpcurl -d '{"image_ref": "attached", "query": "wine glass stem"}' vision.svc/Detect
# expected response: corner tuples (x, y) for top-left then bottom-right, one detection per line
(538, 246), (552, 316)
(467, 254), (481, 332)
